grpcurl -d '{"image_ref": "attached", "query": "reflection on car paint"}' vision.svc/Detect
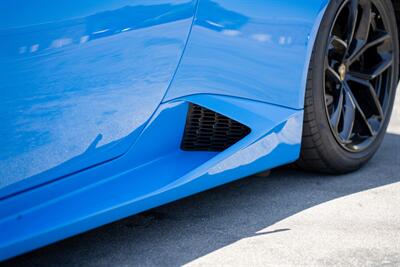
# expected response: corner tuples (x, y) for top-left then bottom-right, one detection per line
(0, 0), (197, 191)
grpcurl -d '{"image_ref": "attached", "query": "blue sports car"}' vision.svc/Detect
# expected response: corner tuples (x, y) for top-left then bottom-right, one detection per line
(1, 0), (399, 260)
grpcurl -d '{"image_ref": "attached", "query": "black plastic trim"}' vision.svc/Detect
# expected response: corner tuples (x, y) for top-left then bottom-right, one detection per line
(181, 103), (251, 152)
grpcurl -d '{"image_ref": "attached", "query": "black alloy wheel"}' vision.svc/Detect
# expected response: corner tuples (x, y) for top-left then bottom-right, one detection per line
(324, 0), (395, 152)
(298, 0), (399, 174)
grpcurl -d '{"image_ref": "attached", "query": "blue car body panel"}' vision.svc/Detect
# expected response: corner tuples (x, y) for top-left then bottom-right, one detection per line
(0, 0), (197, 195)
(0, 0), (328, 260)
(165, 0), (328, 109)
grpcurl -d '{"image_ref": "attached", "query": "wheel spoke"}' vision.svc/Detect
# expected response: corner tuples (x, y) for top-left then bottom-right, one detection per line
(340, 84), (356, 141)
(348, 30), (391, 64)
(367, 31), (391, 48)
(346, 0), (372, 59)
(367, 83), (385, 119)
(329, 35), (348, 61)
(375, 75), (384, 103)
(348, 53), (393, 80)
(344, 82), (376, 136)
(354, 0), (372, 41)
(330, 87), (344, 130)
(347, 73), (370, 86)
(331, 35), (348, 49)
(347, 75), (385, 119)
(326, 65), (342, 83)
(345, 0), (359, 47)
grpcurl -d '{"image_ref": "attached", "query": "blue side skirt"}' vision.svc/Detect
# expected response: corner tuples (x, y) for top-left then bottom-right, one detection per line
(0, 94), (303, 260)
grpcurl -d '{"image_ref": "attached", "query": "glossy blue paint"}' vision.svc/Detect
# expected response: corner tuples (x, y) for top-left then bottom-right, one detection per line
(165, 0), (329, 109)
(0, 0), (197, 194)
(0, 95), (302, 260)
(0, 0), (330, 261)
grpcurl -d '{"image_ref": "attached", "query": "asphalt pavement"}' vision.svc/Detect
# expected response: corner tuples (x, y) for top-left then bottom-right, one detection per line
(5, 90), (400, 267)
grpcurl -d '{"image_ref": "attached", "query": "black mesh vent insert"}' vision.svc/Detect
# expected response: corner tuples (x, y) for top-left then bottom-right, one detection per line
(181, 103), (251, 152)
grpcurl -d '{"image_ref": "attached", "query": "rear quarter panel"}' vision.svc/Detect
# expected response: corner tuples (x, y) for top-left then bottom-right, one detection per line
(165, 0), (329, 109)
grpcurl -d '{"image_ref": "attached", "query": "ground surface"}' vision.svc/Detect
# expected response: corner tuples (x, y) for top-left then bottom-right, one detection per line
(5, 91), (400, 267)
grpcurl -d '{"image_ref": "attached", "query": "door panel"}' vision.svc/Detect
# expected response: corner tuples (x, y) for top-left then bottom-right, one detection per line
(0, 0), (196, 194)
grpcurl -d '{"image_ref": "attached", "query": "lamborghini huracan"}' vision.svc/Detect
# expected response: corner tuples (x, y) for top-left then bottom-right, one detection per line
(0, 0), (399, 260)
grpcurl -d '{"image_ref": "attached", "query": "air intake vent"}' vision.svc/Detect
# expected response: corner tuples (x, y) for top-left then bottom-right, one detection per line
(181, 103), (251, 152)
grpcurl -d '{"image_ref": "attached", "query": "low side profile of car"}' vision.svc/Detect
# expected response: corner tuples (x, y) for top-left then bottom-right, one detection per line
(0, 0), (399, 260)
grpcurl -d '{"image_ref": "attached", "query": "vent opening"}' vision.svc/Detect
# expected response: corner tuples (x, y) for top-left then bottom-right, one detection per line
(181, 103), (251, 152)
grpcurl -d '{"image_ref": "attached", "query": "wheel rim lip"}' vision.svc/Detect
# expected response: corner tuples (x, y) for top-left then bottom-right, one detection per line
(323, 0), (395, 153)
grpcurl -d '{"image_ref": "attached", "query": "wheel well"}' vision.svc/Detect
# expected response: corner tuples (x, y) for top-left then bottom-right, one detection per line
(392, 0), (400, 78)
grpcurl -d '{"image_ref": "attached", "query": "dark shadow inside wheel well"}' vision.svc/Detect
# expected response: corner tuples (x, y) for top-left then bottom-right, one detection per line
(392, 0), (400, 79)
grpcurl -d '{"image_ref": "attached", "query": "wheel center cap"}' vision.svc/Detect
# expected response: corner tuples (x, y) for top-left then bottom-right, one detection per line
(338, 64), (347, 81)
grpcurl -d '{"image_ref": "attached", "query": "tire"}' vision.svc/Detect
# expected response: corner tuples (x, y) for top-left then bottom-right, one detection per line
(298, 0), (399, 174)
